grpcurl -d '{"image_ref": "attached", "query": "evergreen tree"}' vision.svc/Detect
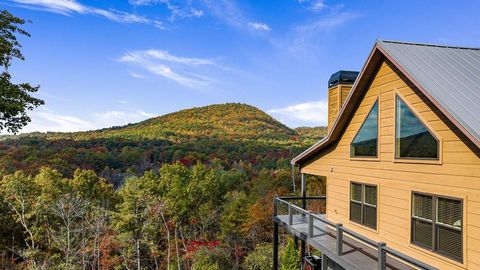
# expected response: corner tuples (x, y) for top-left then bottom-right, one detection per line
(280, 238), (300, 270)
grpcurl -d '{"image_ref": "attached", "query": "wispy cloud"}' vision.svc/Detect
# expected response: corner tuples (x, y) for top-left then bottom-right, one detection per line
(10, 0), (164, 28)
(286, 11), (360, 57)
(298, 0), (344, 12)
(129, 0), (203, 21)
(94, 110), (155, 127)
(19, 107), (156, 133)
(248, 22), (271, 31)
(268, 100), (328, 127)
(20, 107), (95, 133)
(129, 72), (147, 79)
(200, 0), (271, 33)
(120, 50), (219, 89)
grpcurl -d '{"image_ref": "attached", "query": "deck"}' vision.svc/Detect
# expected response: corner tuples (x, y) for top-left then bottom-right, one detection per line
(273, 197), (438, 270)
(276, 214), (415, 270)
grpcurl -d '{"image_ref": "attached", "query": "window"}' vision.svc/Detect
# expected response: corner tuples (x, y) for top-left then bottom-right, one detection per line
(351, 100), (378, 157)
(412, 193), (462, 262)
(350, 182), (377, 229)
(396, 96), (438, 159)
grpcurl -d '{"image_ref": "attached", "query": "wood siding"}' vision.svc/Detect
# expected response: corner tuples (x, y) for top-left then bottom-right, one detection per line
(328, 84), (353, 132)
(302, 59), (480, 270)
(328, 86), (339, 131)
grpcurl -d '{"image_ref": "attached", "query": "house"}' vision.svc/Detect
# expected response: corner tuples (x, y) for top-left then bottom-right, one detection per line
(273, 40), (480, 270)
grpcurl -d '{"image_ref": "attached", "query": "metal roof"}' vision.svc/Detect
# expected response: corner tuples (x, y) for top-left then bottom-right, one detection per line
(377, 40), (480, 143)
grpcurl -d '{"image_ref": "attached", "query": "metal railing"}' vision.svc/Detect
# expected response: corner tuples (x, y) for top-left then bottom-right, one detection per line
(274, 197), (438, 270)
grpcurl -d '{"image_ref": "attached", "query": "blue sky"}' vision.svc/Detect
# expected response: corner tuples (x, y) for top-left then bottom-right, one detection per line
(2, 0), (480, 132)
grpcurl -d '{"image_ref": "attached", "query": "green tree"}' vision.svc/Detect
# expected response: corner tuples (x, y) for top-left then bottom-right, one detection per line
(0, 10), (43, 133)
(191, 246), (233, 270)
(220, 191), (248, 267)
(0, 171), (40, 268)
(280, 238), (300, 270)
(243, 244), (272, 270)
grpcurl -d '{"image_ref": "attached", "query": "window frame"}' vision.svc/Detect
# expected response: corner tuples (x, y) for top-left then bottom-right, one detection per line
(394, 94), (440, 161)
(411, 192), (463, 263)
(349, 182), (377, 230)
(350, 98), (380, 159)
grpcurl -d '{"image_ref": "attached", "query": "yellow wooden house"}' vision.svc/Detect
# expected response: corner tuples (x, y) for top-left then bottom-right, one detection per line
(273, 40), (480, 270)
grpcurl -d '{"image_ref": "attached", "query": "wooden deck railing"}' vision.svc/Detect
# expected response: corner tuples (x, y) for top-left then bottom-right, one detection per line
(274, 197), (438, 270)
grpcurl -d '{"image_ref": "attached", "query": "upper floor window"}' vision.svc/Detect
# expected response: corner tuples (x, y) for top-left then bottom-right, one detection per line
(350, 182), (377, 229)
(412, 192), (463, 262)
(351, 100), (378, 157)
(396, 96), (439, 159)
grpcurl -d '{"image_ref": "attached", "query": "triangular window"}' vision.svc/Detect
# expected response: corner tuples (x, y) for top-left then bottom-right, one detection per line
(351, 100), (378, 157)
(396, 96), (438, 159)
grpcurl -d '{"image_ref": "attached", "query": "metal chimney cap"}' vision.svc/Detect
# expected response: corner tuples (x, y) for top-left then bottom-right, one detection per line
(328, 70), (359, 87)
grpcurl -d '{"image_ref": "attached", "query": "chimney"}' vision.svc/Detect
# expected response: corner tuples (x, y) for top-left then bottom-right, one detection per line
(327, 70), (359, 131)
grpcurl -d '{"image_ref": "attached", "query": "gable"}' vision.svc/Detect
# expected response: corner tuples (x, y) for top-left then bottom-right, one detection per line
(301, 58), (480, 170)
(293, 42), (480, 166)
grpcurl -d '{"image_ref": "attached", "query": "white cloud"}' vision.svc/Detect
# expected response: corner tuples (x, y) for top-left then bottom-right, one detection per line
(286, 12), (360, 57)
(268, 100), (328, 126)
(141, 50), (216, 66)
(310, 0), (327, 11)
(94, 110), (155, 127)
(20, 108), (95, 133)
(248, 22), (271, 31)
(298, 0), (338, 12)
(10, 0), (164, 28)
(129, 0), (204, 21)
(129, 72), (147, 79)
(120, 49), (219, 89)
(201, 0), (269, 33)
(18, 108), (156, 133)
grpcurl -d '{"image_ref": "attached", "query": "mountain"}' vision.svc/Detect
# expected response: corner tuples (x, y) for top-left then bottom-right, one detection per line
(0, 103), (326, 185)
(36, 103), (295, 141)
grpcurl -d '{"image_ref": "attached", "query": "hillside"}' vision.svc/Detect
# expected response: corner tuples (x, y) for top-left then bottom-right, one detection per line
(41, 103), (296, 142)
(0, 103), (326, 185)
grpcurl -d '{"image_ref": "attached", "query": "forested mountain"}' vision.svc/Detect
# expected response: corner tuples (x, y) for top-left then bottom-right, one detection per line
(0, 103), (327, 269)
(0, 103), (326, 186)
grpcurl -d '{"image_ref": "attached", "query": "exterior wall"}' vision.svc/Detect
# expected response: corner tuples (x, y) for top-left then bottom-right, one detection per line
(302, 59), (480, 270)
(328, 85), (339, 131)
(328, 84), (353, 131)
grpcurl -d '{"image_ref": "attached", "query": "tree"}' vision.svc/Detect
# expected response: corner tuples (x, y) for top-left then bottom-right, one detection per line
(0, 10), (43, 133)
(220, 191), (248, 267)
(191, 246), (233, 270)
(0, 171), (40, 268)
(280, 238), (299, 270)
(243, 244), (272, 270)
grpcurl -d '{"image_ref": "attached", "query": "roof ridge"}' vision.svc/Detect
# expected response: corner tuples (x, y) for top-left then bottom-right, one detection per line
(377, 39), (480, 51)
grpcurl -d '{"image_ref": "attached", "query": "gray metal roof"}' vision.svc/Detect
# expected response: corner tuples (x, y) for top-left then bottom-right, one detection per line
(377, 40), (480, 143)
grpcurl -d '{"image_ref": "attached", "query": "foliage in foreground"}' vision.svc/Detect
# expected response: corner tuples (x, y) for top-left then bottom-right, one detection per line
(0, 163), (308, 269)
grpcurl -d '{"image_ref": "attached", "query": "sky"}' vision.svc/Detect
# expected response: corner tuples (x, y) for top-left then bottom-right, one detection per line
(2, 0), (480, 133)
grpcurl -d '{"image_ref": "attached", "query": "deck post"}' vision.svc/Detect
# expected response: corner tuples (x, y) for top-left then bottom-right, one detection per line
(336, 224), (343, 256)
(273, 221), (279, 270)
(300, 173), (307, 264)
(288, 204), (293, 225)
(321, 253), (328, 270)
(378, 242), (386, 270)
(301, 173), (306, 209)
(308, 212), (314, 238)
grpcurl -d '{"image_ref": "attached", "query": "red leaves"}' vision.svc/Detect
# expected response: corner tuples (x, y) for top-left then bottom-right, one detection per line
(185, 240), (221, 255)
